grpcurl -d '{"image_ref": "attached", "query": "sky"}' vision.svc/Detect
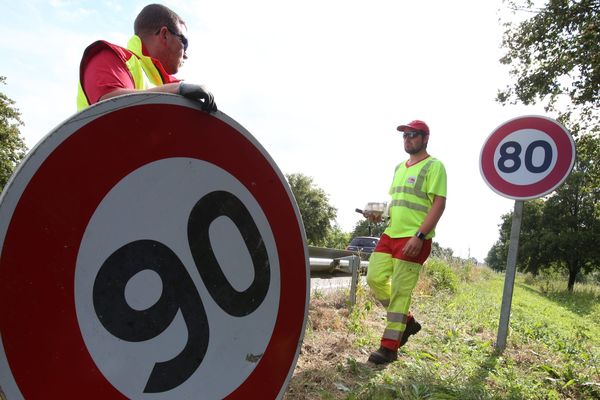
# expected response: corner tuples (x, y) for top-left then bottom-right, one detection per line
(0, 0), (550, 262)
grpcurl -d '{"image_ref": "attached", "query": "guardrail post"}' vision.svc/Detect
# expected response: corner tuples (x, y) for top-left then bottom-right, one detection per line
(349, 255), (360, 308)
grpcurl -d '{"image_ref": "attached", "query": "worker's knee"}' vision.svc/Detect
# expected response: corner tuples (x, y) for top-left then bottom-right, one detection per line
(366, 270), (381, 289)
(366, 252), (392, 289)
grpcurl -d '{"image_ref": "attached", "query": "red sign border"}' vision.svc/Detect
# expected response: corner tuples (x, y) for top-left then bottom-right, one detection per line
(480, 115), (576, 200)
(0, 96), (309, 399)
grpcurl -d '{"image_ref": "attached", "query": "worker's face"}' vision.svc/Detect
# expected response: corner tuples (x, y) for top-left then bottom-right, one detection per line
(403, 131), (429, 154)
(163, 22), (188, 75)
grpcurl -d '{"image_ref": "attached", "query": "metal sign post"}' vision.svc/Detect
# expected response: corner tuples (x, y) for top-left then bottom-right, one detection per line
(495, 200), (523, 351)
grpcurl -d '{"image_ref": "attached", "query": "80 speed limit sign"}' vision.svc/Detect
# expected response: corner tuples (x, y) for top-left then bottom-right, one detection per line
(480, 115), (576, 200)
(0, 94), (309, 399)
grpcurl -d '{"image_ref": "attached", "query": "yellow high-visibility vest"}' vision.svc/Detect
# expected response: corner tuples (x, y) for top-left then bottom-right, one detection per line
(77, 35), (177, 111)
(384, 157), (447, 239)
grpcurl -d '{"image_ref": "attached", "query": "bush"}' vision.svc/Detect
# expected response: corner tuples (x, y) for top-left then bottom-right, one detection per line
(423, 258), (459, 294)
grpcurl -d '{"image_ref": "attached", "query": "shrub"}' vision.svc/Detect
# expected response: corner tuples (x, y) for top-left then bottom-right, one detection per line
(423, 258), (459, 294)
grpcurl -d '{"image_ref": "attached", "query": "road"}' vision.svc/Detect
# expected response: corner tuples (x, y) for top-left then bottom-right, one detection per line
(310, 271), (359, 293)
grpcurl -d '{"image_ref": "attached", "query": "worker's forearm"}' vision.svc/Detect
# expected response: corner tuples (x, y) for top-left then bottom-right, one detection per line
(98, 83), (181, 101)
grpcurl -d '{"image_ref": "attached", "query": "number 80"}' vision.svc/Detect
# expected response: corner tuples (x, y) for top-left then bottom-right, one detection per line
(497, 140), (553, 174)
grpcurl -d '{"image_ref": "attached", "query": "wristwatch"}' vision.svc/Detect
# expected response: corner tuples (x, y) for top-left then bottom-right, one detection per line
(415, 231), (426, 240)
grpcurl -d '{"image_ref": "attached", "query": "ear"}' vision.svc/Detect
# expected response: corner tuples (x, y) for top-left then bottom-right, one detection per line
(156, 26), (169, 46)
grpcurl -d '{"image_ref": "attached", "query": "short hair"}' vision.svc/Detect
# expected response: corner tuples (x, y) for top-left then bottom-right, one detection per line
(134, 4), (186, 37)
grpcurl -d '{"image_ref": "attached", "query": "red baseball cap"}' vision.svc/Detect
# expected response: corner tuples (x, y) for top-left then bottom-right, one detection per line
(397, 120), (430, 135)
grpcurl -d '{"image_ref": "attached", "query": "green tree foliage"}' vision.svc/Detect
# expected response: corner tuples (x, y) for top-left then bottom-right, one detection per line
(493, 1), (600, 291)
(350, 218), (386, 238)
(320, 224), (351, 250)
(486, 135), (600, 290)
(497, 0), (600, 134)
(541, 134), (600, 290)
(0, 76), (27, 191)
(485, 199), (545, 273)
(431, 241), (455, 261)
(286, 173), (337, 246)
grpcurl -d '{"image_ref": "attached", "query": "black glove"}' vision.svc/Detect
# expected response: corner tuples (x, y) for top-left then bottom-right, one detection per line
(178, 82), (218, 113)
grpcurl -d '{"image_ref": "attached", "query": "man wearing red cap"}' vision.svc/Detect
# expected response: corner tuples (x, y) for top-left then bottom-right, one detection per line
(365, 119), (447, 365)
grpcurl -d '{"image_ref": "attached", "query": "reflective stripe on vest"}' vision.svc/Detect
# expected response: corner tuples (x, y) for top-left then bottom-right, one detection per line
(389, 199), (429, 214)
(391, 159), (434, 200)
(389, 159), (435, 215)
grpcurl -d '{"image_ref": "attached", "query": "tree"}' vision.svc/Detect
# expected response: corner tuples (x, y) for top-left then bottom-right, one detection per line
(495, 0), (600, 290)
(321, 224), (351, 250)
(540, 134), (600, 290)
(0, 76), (27, 191)
(497, 0), (600, 135)
(350, 218), (386, 238)
(485, 199), (545, 273)
(286, 173), (337, 246)
(431, 242), (455, 261)
(486, 136), (600, 290)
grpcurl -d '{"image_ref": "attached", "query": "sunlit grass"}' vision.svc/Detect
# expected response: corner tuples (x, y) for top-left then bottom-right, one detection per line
(285, 259), (600, 400)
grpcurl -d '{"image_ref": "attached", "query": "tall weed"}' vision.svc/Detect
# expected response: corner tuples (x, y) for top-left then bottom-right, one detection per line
(423, 258), (459, 294)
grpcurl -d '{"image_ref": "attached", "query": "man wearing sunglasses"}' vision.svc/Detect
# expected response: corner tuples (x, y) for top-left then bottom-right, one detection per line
(77, 4), (216, 112)
(365, 120), (447, 365)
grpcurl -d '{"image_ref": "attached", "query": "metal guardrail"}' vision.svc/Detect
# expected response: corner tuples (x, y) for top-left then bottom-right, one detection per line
(308, 246), (367, 307)
(308, 246), (369, 274)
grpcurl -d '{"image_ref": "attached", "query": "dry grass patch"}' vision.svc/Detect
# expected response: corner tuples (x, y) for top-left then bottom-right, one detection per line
(284, 287), (386, 400)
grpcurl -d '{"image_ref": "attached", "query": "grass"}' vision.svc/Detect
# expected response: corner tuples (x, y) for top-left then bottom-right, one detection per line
(284, 260), (600, 399)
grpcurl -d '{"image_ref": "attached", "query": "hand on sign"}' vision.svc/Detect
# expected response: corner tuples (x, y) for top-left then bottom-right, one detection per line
(178, 82), (218, 113)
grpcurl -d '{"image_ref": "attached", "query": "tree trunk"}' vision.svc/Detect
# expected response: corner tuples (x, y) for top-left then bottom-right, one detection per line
(567, 263), (580, 292)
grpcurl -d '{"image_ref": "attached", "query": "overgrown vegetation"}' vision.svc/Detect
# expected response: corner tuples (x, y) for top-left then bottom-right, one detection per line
(492, 0), (600, 292)
(0, 76), (27, 192)
(286, 173), (338, 247)
(498, 0), (600, 135)
(285, 259), (600, 399)
(485, 133), (600, 291)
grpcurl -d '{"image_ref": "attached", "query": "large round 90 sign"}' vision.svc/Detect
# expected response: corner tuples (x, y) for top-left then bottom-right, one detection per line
(480, 115), (576, 200)
(0, 94), (309, 399)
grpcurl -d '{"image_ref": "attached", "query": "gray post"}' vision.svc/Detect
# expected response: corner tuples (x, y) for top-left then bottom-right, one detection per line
(496, 200), (524, 351)
(349, 255), (360, 307)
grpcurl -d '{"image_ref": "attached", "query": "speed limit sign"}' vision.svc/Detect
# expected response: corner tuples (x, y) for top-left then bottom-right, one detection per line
(0, 94), (309, 399)
(480, 115), (576, 200)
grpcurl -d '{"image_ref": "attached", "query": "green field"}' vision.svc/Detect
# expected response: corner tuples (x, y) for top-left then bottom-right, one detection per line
(285, 261), (600, 399)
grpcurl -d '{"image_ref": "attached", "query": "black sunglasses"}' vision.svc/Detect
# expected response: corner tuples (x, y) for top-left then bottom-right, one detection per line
(402, 131), (423, 139)
(157, 27), (188, 52)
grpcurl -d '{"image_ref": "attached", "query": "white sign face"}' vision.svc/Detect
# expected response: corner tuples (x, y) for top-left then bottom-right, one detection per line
(0, 94), (309, 400)
(494, 128), (559, 185)
(480, 115), (576, 200)
(75, 158), (280, 399)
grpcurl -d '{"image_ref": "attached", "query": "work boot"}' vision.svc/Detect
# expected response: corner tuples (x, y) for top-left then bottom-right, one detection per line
(399, 316), (422, 347)
(367, 346), (398, 365)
